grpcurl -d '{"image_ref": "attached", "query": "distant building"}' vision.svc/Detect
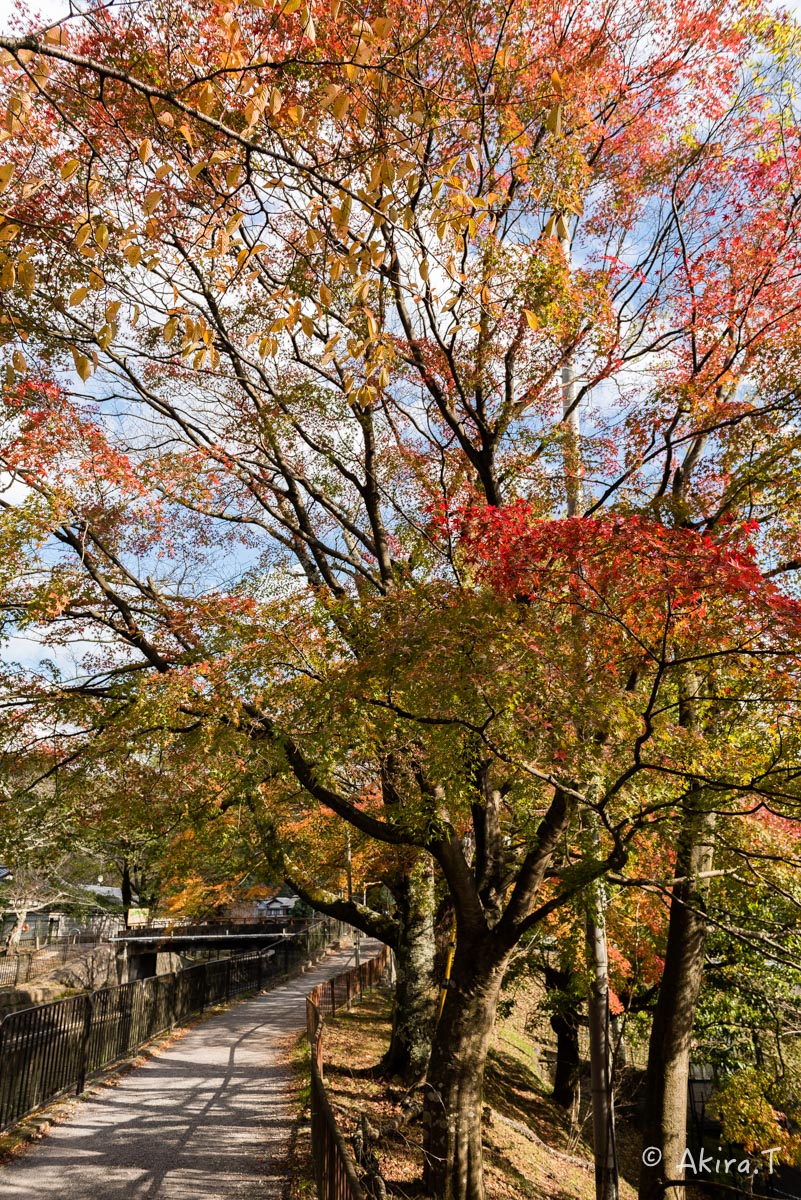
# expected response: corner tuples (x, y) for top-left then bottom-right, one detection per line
(262, 894), (298, 917)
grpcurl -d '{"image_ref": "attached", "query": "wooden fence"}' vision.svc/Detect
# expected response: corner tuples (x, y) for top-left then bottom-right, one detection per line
(306, 945), (391, 1200)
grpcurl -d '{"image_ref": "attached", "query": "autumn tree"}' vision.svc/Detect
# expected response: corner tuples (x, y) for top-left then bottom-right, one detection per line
(3, 2), (801, 1198)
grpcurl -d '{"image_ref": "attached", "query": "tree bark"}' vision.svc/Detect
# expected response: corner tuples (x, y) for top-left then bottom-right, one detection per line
(121, 859), (133, 919)
(3, 908), (26, 952)
(543, 959), (581, 1112)
(382, 856), (437, 1084)
(586, 894), (619, 1200)
(423, 935), (510, 1200)
(638, 796), (717, 1200)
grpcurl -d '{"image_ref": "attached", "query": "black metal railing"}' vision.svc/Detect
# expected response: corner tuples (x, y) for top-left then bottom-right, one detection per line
(0, 919), (337, 1132)
(306, 946), (391, 1200)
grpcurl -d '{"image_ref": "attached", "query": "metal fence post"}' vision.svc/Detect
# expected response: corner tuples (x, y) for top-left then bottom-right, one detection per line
(76, 992), (95, 1094)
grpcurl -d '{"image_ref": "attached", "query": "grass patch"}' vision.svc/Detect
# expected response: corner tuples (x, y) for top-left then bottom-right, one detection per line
(285, 1029), (317, 1200)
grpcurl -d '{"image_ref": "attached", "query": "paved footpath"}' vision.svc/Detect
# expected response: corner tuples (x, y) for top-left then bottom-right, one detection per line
(0, 941), (375, 1200)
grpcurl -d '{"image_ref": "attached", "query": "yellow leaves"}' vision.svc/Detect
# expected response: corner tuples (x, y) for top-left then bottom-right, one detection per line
(74, 223), (92, 250)
(69, 286), (89, 306)
(164, 315), (180, 343)
(11, 348), (26, 374)
(0, 260), (14, 289)
(301, 6), (316, 42)
(544, 214), (557, 238)
(419, 258), (430, 283)
(287, 105), (305, 123)
(318, 83), (347, 114)
(321, 331), (340, 362)
(556, 214), (570, 240)
(523, 308), (539, 330)
(138, 138), (153, 165)
(329, 0), (341, 16)
(0, 164), (14, 194)
(465, 150), (479, 173)
(227, 164), (243, 189)
(301, 313), (314, 337)
(125, 244), (142, 267)
(270, 87), (283, 116)
(372, 16), (393, 38)
(105, 300), (121, 322)
(71, 346), (92, 382)
(17, 259), (34, 296)
(43, 24), (69, 46)
(546, 102), (563, 136)
(60, 158), (80, 181)
(142, 190), (163, 216)
(196, 83), (216, 116)
(551, 69), (564, 95)
(89, 269), (104, 289)
(331, 193), (352, 234)
(319, 281), (333, 306)
(96, 322), (115, 350)
(94, 223), (109, 251)
(284, 0), (302, 11)
(353, 277), (370, 302)
(0, 223), (20, 245)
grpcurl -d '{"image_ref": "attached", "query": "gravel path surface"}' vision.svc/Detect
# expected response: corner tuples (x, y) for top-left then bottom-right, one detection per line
(0, 941), (374, 1200)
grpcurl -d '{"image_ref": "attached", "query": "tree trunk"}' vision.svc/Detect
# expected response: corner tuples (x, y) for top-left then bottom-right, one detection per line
(638, 797), (717, 1200)
(543, 960), (581, 1112)
(586, 896), (619, 1200)
(382, 857), (437, 1084)
(423, 936), (510, 1200)
(121, 859), (133, 920)
(3, 908), (26, 952)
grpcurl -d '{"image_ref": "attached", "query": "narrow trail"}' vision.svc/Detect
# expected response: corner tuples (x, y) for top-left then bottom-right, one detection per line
(0, 941), (376, 1200)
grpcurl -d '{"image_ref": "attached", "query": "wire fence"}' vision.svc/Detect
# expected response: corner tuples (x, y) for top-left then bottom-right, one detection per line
(0, 919), (337, 1132)
(306, 945), (391, 1200)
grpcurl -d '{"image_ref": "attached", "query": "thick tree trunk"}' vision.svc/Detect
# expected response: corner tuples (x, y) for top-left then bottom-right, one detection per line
(423, 936), (510, 1200)
(543, 960), (581, 1112)
(638, 798), (717, 1200)
(382, 857), (437, 1083)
